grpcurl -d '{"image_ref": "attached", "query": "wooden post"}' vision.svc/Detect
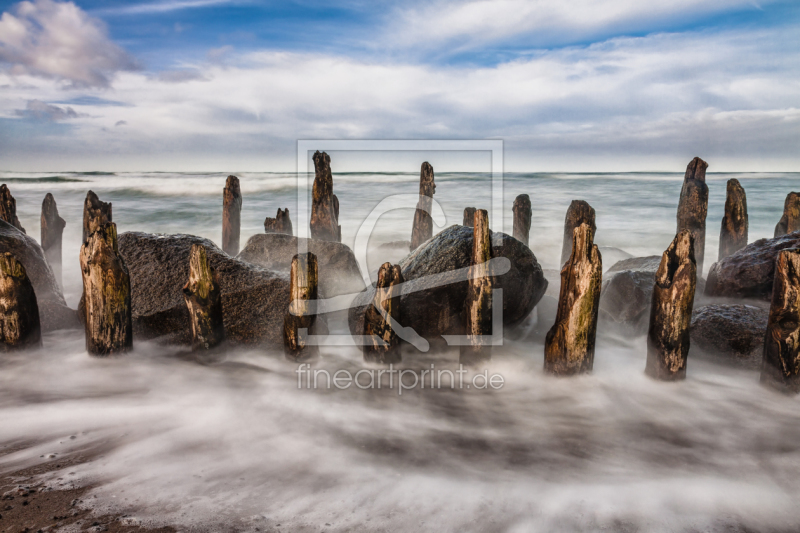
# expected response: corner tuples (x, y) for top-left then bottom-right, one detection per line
(774, 192), (800, 237)
(460, 209), (493, 365)
(363, 262), (403, 364)
(222, 175), (242, 255)
(283, 253), (319, 361)
(560, 200), (596, 266)
(332, 193), (342, 242)
(310, 152), (340, 242)
(645, 230), (696, 381)
(410, 162), (435, 249)
(264, 208), (293, 235)
(545, 223), (602, 375)
(718, 179), (748, 260)
(513, 194), (531, 247)
(41, 193), (66, 288)
(463, 207), (476, 227)
(183, 244), (224, 350)
(83, 190), (112, 243)
(676, 157), (709, 272)
(760, 248), (800, 393)
(0, 184), (25, 233)
(80, 222), (132, 355)
(0, 253), (41, 351)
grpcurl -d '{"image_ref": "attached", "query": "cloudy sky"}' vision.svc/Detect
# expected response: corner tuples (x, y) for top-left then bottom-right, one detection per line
(0, 0), (798, 171)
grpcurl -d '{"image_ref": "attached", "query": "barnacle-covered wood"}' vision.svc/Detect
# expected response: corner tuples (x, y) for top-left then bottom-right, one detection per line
(183, 244), (224, 350)
(0, 252), (41, 351)
(718, 179), (748, 261)
(760, 247), (800, 393)
(222, 175), (242, 255)
(461, 209), (493, 365)
(363, 262), (403, 364)
(676, 157), (708, 272)
(283, 253), (319, 361)
(410, 162), (436, 249)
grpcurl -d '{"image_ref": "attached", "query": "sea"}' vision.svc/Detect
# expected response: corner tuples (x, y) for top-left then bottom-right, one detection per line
(1, 170), (800, 532)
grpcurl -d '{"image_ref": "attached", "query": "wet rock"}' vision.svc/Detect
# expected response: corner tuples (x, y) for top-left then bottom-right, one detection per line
(82, 191), (111, 243)
(363, 262), (403, 364)
(411, 162), (436, 249)
(718, 179), (748, 261)
(774, 192), (800, 238)
(349, 225), (547, 345)
(0, 184), (24, 233)
(646, 231), (697, 381)
(513, 194), (531, 247)
(599, 246), (633, 271)
(560, 200), (596, 266)
(284, 253), (318, 361)
(544, 223), (602, 375)
(690, 304), (767, 368)
(461, 209), (493, 365)
(598, 256), (661, 334)
(676, 157), (709, 272)
(761, 247), (800, 393)
(222, 175), (242, 255)
(40, 193), (66, 287)
(183, 244), (224, 350)
(118, 232), (289, 346)
(607, 255), (662, 274)
(0, 252), (41, 351)
(310, 151), (340, 242)
(264, 208), (292, 235)
(237, 233), (365, 298)
(705, 231), (800, 301)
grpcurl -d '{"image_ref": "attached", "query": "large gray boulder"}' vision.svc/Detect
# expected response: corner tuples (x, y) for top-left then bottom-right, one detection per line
(118, 232), (289, 345)
(690, 304), (768, 369)
(705, 231), (800, 301)
(348, 225), (547, 343)
(598, 256), (661, 334)
(0, 219), (79, 331)
(237, 233), (365, 298)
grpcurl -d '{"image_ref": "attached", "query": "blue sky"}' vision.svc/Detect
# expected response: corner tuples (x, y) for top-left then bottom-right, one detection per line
(0, 0), (798, 171)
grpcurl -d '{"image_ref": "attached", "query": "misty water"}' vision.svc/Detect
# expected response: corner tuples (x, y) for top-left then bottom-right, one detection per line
(2, 169), (800, 531)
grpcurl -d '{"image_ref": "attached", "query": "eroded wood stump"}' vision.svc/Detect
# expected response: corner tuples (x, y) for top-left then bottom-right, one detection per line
(411, 162), (436, 249)
(332, 193), (342, 242)
(463, 207), (476, 227)
(677, 157), (708, 272)
(545, 223), (602, 375)
(222, 175), (242, 255)
(284, 253), (319, 361)
(264, 208), (293, 235)
(718, 179), (748, 261)
(83, 190), (112, 243)
(41, 193), (66, 287)
(760, 247), (800, 393)
(0, 184), (25, 233)
(310, 152), (340, 242)
(645, 230), (696, 381)
(0, 252), (41, 351)
(363, 262), (403, 364)
(461, 209), (493, 365)
(513, 194), (531, 247)
(183, 244), (224, 350)
(80, 222), (132, 355)
(774, 192), (800, 238)
(560, 200), (596, 267)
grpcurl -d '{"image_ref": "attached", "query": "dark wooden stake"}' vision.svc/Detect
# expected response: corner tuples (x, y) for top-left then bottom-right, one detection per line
(774, 192), (800, 238)
(463, 207), (476, 227)
(83, 190), (112, 243)
(718, 179), (748, 260)
(545, 222), (602, 375)
(760, 247), (800, 393)
(645, 230), (697, 381)
(0, 184), (25, 233)
(0, 252), (41, 351)
(283, 253), (319, 361)
(80, 222), (132, 356)
(560, 200), (596, 267)
(410, 162), (436, 249)
(264, 208), (293, 235)
(676, 157), (709, 273)
(222, 175), (242, 255)
(183, 244), (224, 351)
(41, 193), (66, 288)
(310, 152), (340, 242)
(513, 194), (532, 247)
(363, 262), (403, 364)
(460, 209), (493, 365)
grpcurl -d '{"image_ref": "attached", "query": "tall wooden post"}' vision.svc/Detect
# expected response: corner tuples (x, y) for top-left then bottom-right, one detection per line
(410, 162), (435, 249)
(760, 248), (800, 393)
(774, 192), (800, 237)
(183, 244), (224, 351)
(363, 262), (403, 364)
(718, 179), (748, 260)
(41, 193), (66, 287)
(0, 184), (25, 233)
(460, 209), (493, 365)
(83, 190), (112, 243)
(0, 253), (41, 351)
(560, 200), (596, 266)
(463, 207), (476, 227)
(222, 175), (242, 255)
(513, 194), (531, 247)
(310, 152), (340, 242)
(284, 253), (319, 361)
(676, 157), (708, 273)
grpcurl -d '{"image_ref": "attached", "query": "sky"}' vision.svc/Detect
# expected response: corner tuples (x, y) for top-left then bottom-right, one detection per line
(0, 0), (798, 172)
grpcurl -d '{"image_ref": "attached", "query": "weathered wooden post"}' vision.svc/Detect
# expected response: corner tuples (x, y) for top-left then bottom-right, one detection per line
(0, 253), (41, 351)
(183, 244), (224, 351)
(545, 223), (602, 375)
(284, 253), (319, 361)
(310, 152), (340, 242)
(332, 193), (342, 242)
(677, 157), (708, 272)
(83, 190), (112, 243)
(513, 194), (532, 247)
(80, 222), (132, 355)
(463, 207), (476, 227)
(222, 175), (242, 255)
(461, 209), (493, 365)
(264, 208), (293, 235)
(560, 200), (596, 266)
(718, 179), (748, 260)
(363, 262), (403, 364)
(645, 230), (696, 381)
(774, 192), (800, 237)
(760, 248), (800, 393)
(41, 193), (66, 287)
(0, 184), (25, 233)
(410, 162), (436, 249)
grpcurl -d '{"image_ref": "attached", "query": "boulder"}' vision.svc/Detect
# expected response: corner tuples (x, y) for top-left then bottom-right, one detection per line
(118, 232), (289, 345)
(348, 225), (547, 344)
(705, 231), (800, 301)
(599, 246), (633, 271)
(598, 256), (660, 334)
(237, 233), (365, 298)
(690, 304), (767, 369)
(0, 219), (79, 331)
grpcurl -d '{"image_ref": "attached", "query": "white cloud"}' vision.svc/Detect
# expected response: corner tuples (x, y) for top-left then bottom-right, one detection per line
(94, 0), (235, 16)
(0, 0), (138, 88)
(14, 98), (85, 120)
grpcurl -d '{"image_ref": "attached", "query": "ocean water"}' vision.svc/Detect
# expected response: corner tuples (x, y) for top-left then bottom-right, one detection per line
(1, 170), (800, 531)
